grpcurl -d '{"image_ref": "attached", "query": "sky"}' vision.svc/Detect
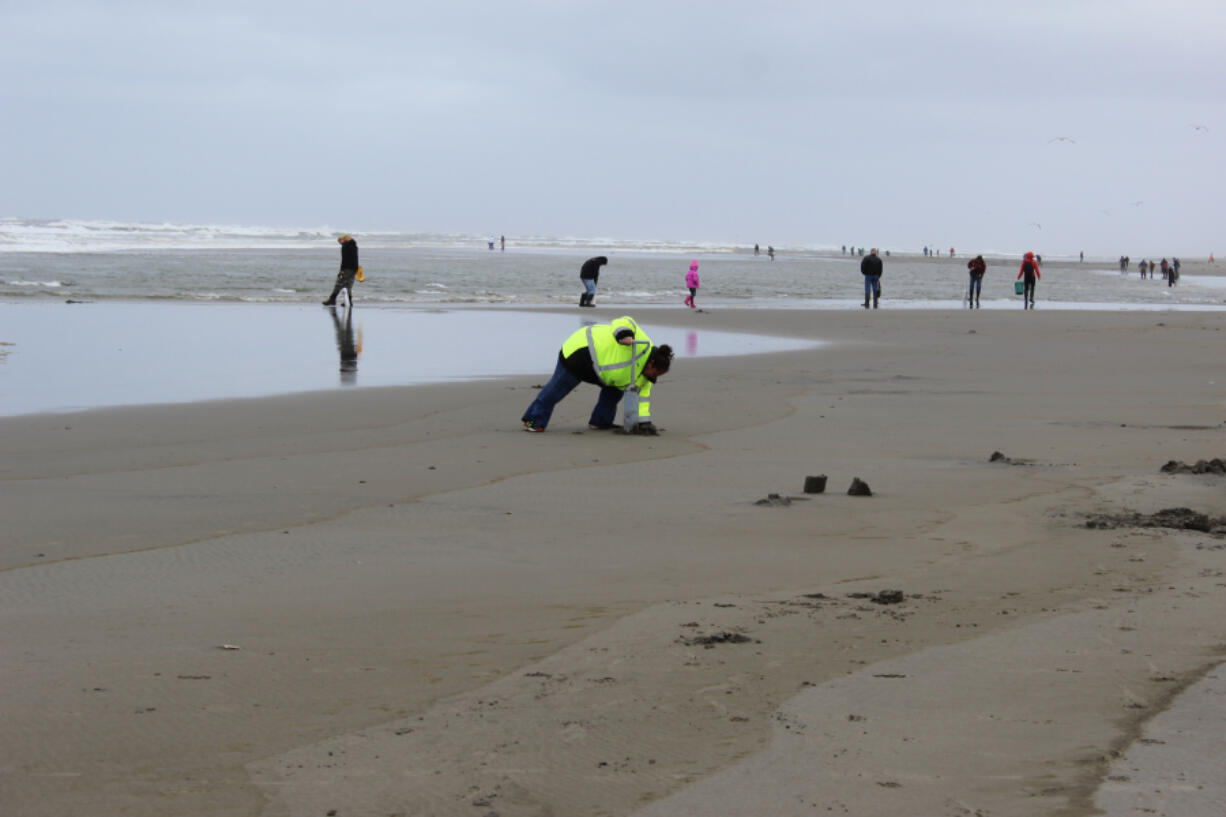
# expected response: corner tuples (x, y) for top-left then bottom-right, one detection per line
(2, 0), (1223, 256)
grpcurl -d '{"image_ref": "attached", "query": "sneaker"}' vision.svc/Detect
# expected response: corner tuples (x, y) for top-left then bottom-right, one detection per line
(523, 421), (545, 432)
(587, 423), (616, 430)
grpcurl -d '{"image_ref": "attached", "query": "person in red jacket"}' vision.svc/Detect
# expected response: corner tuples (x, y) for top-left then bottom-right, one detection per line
(966, 254), (987, 308)
(1017, 251), (1040, 309)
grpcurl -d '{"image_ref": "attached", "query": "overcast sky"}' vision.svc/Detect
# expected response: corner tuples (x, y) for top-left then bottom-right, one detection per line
(2, 1), (1223, 255)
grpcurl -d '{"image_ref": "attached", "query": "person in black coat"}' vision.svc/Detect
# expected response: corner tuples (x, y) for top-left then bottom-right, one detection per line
(578, 255), (607, 307)
(860, 248), (883, 309)
(323, 234), (360, 306)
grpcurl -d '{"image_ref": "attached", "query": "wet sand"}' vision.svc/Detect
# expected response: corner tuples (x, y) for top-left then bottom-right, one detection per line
(2, 306), (1224, 816)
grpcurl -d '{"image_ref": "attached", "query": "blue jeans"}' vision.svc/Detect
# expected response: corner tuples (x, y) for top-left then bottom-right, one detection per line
(521, 357), (624, 430)
(582, 279), (597, 296)
(968, 274), (982, 299)
(863, 274), (880, 297)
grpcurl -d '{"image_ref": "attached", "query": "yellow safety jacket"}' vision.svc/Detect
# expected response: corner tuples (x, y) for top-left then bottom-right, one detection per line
(560, 316), (656, 422)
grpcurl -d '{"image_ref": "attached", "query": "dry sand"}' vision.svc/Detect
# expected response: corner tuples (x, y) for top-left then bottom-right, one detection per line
(2, 307), (1224, 816)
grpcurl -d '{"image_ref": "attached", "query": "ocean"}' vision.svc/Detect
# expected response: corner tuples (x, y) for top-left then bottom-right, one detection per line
(3, 217), (1224, 309)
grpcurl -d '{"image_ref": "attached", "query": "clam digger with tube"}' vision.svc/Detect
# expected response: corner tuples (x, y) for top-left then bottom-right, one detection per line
(521, 316), (673, 435)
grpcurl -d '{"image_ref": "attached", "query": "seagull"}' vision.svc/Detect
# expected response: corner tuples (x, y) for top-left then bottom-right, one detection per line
(1028, 221), (1043, 230)
(1190, 124), (1209, 132)
(1131, 200), (1144, 207)
(1048, 136), (1076, 143)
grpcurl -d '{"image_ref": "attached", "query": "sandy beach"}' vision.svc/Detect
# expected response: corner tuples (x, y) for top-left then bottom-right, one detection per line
(2, 306), (1224, 816)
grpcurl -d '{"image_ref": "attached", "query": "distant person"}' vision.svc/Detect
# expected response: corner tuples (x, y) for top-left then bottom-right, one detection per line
(1035, 254), (1042, 265)
(861, 247), (883, 309)
(967, 254), (987, 308)
(1119, 255), (1127, 273)
(487, 237), (495, 250)
(684, 260), (700, 308)
(923, 245), (929, 257)
(1169, 258), (1179, 287)
(578, 255), (607, 307)
(950, 247), (955, 257)
(1079, 250), (1084, 262)
(1138, 259), (1148, 278)
(1017, 251), (1041, 309)
(323, 234), (360, 306)
(841, 244), (847, 255)
(767, 245), (775, 260)
(500, 235), (505, 251)
(521, 315), (673, 434)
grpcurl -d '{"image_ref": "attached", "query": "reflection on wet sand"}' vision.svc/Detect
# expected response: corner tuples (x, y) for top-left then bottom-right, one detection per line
(327, 305), (361, 385)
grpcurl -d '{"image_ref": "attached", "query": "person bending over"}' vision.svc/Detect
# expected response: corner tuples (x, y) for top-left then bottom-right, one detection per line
(578, 255), (607, 307)
(522, 315), (672, 434)
(967, 254), (987, 308)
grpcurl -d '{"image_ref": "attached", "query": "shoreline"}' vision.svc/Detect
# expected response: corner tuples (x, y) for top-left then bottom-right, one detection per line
(3, 308), (1225, 816)
(4, 298), (1226, 418)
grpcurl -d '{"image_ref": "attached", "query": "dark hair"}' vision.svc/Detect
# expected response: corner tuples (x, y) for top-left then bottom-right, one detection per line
(648, 344), (673, 374)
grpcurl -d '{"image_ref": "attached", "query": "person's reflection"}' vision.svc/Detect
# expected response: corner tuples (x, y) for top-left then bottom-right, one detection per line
(328, 305), (361, 384)
(686, 330), (698, 357)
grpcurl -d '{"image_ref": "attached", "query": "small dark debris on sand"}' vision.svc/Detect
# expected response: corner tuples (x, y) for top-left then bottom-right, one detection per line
(847, 478), (872, 496)
(1085, 507), (1226, 534)
(847, 590), (906, 605)
(755, 493), (792, 506)
(1160, 458), (1226, 475)
(990, 451), (1034, 466)
(680, 631), (756, 648)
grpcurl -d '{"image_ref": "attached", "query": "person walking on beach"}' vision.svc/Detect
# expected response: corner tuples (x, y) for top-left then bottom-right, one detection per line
(684, 260), (700, 308)
(521, 315), (673, 435)
(966, 254), (987, 308)
(578, 255), (607, 307)
(1017, 251), (1040, 309)
(767, 246), (775, 260)
(323, 234), (360, 306)
(860, 247), (883, 309)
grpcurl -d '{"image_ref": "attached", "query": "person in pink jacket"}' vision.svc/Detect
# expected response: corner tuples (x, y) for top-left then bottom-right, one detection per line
(1017, 251), (1041, 309)
(684, 260), (700, 308)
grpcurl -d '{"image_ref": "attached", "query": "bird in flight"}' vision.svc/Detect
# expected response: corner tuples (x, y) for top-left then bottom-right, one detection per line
(1131, 200), (1144, 207)
(1028, 221), (1043, 230)
(1190, 124), (1209, 132)
(1048, 136), (1076, 143)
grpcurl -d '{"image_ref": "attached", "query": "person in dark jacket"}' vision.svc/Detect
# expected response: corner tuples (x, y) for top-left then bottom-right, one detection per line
(860, 248), (883, 309)
(1017, 251), (1041, 309)
(578, 255), (607, 307)
(323, 234), (360, 306)
(967, 254), (987, 308)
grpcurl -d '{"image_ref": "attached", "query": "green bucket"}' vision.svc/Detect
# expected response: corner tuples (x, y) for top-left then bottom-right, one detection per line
(1014, 280), (1025, 295)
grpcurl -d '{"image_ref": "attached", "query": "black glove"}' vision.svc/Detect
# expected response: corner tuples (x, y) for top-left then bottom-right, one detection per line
(632, 422), (659, 436)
